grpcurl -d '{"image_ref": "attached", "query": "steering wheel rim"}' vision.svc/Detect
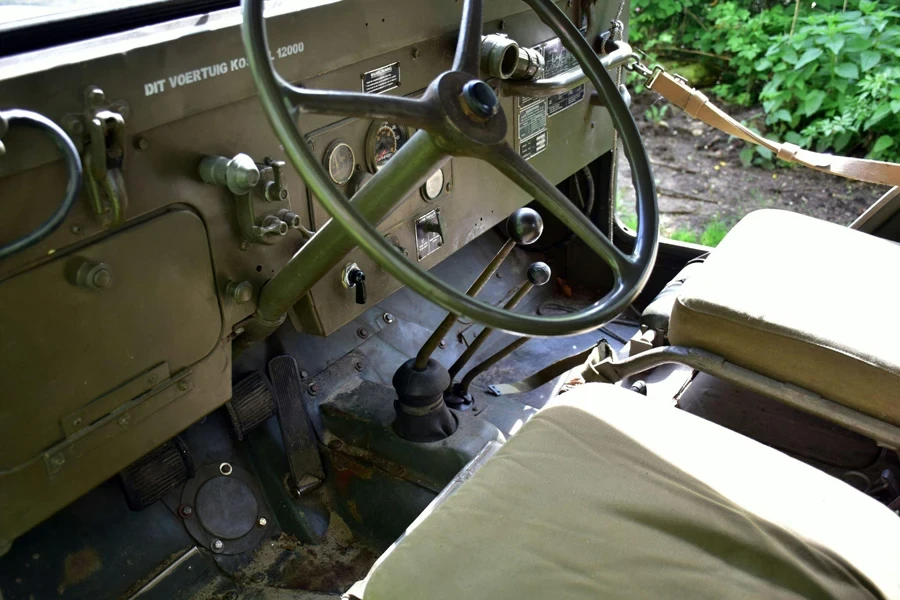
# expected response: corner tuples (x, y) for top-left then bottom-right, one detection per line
(0, 109), (83, 260)
(241, 0), (658, 337)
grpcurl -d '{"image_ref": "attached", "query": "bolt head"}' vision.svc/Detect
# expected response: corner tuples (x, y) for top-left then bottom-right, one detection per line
(227, 281), (254, 304)
(357, 327), (369, 339)
(308, 383), (318, 395)
(211, 539), (224, 551)
(91, 268), (112, 289)
(354, 362), (364, 371)
(383, 313), (395, 324)
(135, 136), (149, 150)
(257, 517), (267, 527)
(178, 379), (190, 391)
(438, 340), (447, 349)
(179, 505), (194, 518)
(300, 370), (309, 379)
(412, 47), (421, 59)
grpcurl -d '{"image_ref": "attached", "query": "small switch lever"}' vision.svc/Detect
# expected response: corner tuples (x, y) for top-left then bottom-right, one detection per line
(348, 268), (367, 305)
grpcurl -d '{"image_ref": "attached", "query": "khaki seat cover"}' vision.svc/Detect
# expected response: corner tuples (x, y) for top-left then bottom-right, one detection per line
(669, 209), (900, 426)
(359, 384), (900, 599)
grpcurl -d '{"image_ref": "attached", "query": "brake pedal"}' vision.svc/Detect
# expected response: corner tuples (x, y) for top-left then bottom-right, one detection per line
(268, 355), (325, 496)
(227, 371), (276, 440)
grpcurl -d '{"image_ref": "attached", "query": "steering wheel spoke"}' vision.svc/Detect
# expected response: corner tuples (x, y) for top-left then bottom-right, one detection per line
(485, 143), (635, 278)
(282, 85), (440, 131)
(452, 0), (483, 76)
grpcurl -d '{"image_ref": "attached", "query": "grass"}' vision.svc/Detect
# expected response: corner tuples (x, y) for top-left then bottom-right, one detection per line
(617, 210), (731, 248)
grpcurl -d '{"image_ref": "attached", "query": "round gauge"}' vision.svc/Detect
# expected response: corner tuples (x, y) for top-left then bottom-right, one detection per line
(421, 168), (444, 201)
(324, 140), (355, 185)
(366, 121), (410, 172)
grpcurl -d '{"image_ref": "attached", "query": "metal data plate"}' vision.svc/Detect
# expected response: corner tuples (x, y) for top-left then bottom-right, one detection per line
(415, 209), (444, 261)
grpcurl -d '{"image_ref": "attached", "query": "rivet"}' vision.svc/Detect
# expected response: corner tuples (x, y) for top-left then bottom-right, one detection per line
(178, 379), (190, 391)
(412, 47), (421, 59)
(383, 313), (395, 324)
(357, 327), (369, 339)
(118, 414), (131, 427)
(240, 241), (249, 251)
(300, 370), (309, 380)
(72, 417), (83, 427)
(134, 136), (149, 150)
(148, 374), (158, 384)
(257, 517), (267, 527)
(354, 362), (364, 371)
(438, 340), (447, 349)
(307, 383), (318, 396)
(70, 225), (82, 235)
(445, 182), (453, 193)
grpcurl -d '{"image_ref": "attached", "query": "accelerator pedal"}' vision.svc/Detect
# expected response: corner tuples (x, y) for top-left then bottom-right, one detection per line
(119, 438), (194, 510)
(226, 371), (276, 440)
(268, 355), (325, 496)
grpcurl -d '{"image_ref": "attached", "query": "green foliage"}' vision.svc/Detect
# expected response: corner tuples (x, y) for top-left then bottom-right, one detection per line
(664, 220), (730, 247)
(644, 103), (670, 124)
(668, 229), (699, 243)
(629, 0), (900, 161)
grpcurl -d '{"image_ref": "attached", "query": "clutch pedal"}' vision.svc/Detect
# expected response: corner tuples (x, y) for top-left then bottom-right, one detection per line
(268, 355), (325, 496)
(226, 371), (276, 440)
(119, 437), (193, 510)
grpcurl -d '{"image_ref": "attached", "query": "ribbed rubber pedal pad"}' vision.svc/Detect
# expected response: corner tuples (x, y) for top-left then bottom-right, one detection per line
(227, 371), (276, 440)
(268, 355), (325, 495)
(119, 438), (193, 510)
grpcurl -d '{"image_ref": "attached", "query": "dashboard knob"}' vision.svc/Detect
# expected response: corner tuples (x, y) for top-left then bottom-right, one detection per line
(506, 207), (543, 245)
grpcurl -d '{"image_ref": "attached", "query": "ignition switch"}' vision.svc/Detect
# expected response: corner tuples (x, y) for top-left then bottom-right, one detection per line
(342, 262), (368, 305)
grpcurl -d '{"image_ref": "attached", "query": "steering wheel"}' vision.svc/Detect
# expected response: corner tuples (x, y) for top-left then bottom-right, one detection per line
(241, 0), (658, 337)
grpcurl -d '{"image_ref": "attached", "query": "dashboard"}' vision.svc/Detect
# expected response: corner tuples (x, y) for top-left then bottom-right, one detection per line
(0, 0), (623, 545)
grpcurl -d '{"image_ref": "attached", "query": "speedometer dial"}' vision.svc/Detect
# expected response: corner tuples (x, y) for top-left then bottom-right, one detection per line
(366, 121), (410, 172)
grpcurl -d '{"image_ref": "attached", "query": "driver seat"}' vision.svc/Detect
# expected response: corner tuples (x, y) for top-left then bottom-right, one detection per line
(668, 209), (900, 427)
(349, 384), (900, 599)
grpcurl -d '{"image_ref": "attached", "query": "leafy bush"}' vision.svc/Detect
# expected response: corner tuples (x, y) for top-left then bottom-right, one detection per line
(629, 0), (900, 162)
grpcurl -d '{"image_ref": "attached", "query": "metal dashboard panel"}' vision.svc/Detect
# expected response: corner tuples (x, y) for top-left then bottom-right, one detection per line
(0, 208), (222, 469)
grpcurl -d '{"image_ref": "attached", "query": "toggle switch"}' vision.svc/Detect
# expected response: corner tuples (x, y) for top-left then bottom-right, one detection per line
(342, 262), (368, 305)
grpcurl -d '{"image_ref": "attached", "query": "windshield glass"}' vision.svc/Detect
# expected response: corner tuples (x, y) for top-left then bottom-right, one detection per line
(0, 0), (170, 28)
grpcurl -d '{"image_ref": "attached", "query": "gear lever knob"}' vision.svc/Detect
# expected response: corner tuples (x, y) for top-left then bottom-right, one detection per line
(527, 261), (552, 286)
(506, 207), (543, 245)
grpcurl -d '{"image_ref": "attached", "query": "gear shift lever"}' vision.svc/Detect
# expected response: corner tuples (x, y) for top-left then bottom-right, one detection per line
(413, 207), (544, 370)
(445, 262), (551, 408)
(391, 207), (543, 442)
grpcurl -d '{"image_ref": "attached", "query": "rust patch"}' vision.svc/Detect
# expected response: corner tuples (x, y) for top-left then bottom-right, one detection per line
(346, 500), (363, 524)
(57, 547), (101, 595)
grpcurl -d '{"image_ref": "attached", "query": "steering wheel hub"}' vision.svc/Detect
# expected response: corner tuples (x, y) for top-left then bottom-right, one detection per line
(460, 79), (499, 120)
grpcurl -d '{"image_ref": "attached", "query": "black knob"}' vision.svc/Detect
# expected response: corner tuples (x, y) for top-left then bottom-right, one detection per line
(348, 268), (367, 305)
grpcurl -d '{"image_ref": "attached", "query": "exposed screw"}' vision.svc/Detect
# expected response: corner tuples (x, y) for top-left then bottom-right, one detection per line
(211, 539), (224, 552)
(226, 280), (254, 304)
(307, 383), (318, 395)
(240, 241), (249, 251)
(178, 379), (190, 391)
(299, 370), (308, 380)
(412, 47), (421, 59)
(118, 414), (131, 427)
(70, 225), (82, 234)
(134, 136), (149, 150)
(438, 339), (447, 349)
(445, 182), (453, 193)
(148, 374), (158, 384)
(72, 417), (83, 427)
(257, 517), (267, 527)
(87, 87), (105, 105)
(354, 362), (364, 371)
(357, 327), (369, 339)
(383, 313), (395, 324)
(179, 505), (194, 518)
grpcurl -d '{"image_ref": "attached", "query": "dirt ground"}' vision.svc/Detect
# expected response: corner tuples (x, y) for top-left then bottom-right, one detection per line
(616, 91), (891, 243)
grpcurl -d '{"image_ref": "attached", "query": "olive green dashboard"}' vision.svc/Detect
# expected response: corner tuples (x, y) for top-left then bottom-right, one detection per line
(0, 0), (623, 547)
